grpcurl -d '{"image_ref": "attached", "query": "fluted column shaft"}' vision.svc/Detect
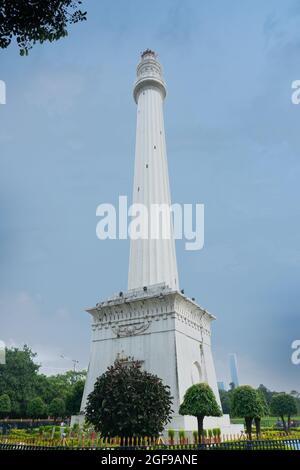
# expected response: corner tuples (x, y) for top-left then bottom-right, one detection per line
(128, 51), (179, 291)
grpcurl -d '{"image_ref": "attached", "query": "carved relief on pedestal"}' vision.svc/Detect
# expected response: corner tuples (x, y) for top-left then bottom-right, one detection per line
(111, 320), (151, 337)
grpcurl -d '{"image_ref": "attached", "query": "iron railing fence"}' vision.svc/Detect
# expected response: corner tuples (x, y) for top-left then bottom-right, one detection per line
(0, 438), (299, 451)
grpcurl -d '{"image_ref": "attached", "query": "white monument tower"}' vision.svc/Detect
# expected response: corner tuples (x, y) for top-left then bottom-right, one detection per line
(78, 51), (242, 434)
(128, 49), (178, 292)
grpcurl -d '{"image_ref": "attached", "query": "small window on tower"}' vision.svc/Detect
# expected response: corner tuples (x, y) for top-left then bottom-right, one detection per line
(146, 164), (148, 168)
(154, 145), (156, 149)
(137, 186), (140, 192)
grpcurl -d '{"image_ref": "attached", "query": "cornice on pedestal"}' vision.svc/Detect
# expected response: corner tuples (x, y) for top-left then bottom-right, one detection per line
(87, 286), (215, 339)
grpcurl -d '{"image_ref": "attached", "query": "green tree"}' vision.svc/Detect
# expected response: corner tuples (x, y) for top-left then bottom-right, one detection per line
(0, 346), (86, 418)
(34, 369), (86, 408)
(219, 389), (231, 414)
(0, 393), (11, 418)
(49, 398), (66, 422)
(0, 0), (87, 55)
(179, 383), (222, 443)
(85, 358), (173, 439)
(257, 384), (273, 406)
(0, 345), (39, 417)
(33, 374), (58, 405)
(290, 390), (300, 415)
(27, 397), (46, 420)
(231, 385), (263, 440)
(270, 393), (297, 433)
(66, 379), (85, 415)
(254, 391), (269, 438)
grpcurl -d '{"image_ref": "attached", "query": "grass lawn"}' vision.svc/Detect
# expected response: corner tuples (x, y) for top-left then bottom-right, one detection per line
(231, 416), (300, 427)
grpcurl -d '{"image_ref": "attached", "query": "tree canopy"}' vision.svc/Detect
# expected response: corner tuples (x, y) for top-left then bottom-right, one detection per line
(0, 393), (11, 417)
(270, 393), (298, 432)
(0, 346), (86, 418)
(231, 385), (265, 439)
(179, 383), (222, 442)
(0, 0), (87, 55)
(218, 383), (300, 417)
(219, 389), (231, 414)
(231, 385), (263, 418)
(49, 397), (66, 420)
(85, 358), (173, 438)
(65, 379), (85, 415)
(27, 397), (47, 418)
(0, 345), (39, 416)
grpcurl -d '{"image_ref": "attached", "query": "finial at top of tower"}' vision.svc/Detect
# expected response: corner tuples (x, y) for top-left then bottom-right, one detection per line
(141, 49), (157, 59)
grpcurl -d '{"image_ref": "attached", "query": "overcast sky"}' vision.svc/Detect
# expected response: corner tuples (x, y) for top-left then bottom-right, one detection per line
(0, 0), (299, 391)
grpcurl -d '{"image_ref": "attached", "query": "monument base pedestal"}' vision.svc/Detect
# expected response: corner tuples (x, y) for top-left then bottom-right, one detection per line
(70, 413), (85, 428)
(71, 413), (244, 439)
(79, 285), (240, 437)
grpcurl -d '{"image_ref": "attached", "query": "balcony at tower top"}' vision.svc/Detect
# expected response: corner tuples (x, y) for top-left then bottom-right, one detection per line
(134, 50), (166, 103)
(141, 49), (157, 59)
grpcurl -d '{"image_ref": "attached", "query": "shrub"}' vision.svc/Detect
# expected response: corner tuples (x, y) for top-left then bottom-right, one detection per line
(179, 383), (221, 443)
(178, 429), (185, 442)
(85, 358), (172, 438)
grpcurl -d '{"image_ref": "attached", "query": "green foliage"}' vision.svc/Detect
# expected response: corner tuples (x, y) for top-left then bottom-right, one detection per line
(49, 398), (66, 419)
(85, 358), (173, 438)
(0, 0), (87, 55)
(231, 385), (266, 440)
(0, 346), (86, 418)
(178, 429), (185, 440)
(270, 393), (298, 431)
(179, 383), (221, 443)
(290, 391), (300, 414)
(257, 384), (273, 406)
(192, 430), (198, 443)
(219, 384), (290, 418)
(27, 397), (46, 418)
(72, 423), (80, 432)
(231, 386), (264, 418)
(0, 393), (11, 417)
(65, 379), (85, 415)
(167, 429), (175, 439)
(256, 389), (270, 417)
(179, 383), (222, 419)
(219, 389), (231, 414)
(0, 345), (39, 416)
(270, 393), (297, 418)
(44, 370), (86, 402)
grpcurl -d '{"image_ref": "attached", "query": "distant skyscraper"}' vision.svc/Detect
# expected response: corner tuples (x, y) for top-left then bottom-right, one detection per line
(229, 353), (239, 388)
(217, 381), (225, 391)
